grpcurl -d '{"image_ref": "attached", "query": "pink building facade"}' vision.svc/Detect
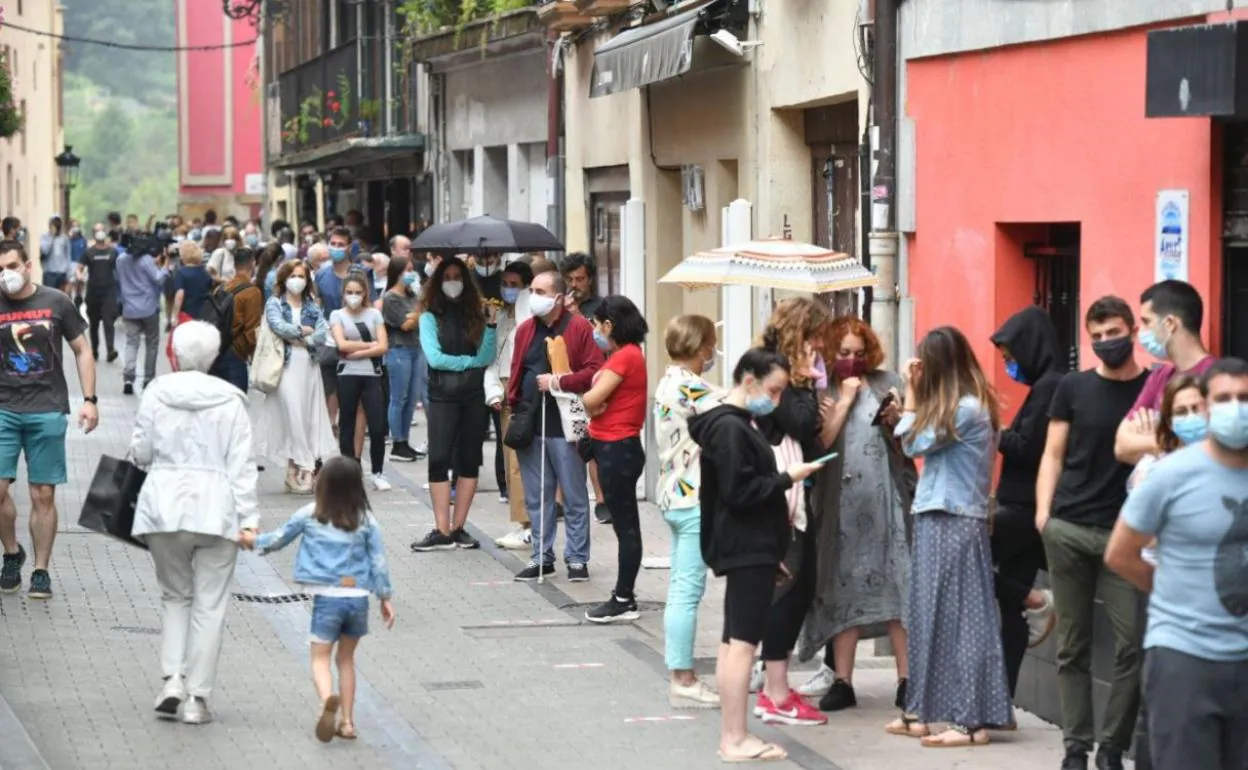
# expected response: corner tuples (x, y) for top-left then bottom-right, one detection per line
(175, 0), (264, 221)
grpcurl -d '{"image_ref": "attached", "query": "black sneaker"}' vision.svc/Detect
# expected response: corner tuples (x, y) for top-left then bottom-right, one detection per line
(0, 545), (25, 593)
(27, 568), (52, 600)
(514, 561), (555, 582)
(567, 563), (589, 582)
(389, 442), (419, 463)
(123, 382), (135, 396)
(1094, 748), (1124, 770)
(585, 592), (639, 624)
(594, 503), (612, 524)
(894, 678), (907, 710)
(1061, 749), (1089, 770)
(451, 528), (480, 550)
(817, 678), (857, 712)
(107, 350), (119, 363)
(410, 529), (456, 552)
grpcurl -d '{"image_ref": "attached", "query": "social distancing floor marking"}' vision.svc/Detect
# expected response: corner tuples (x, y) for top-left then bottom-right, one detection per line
(623, 716), (697, 724)
(552, 663), (606, 669)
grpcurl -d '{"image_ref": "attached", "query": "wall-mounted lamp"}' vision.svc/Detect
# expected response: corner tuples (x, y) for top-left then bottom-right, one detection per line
(710, 29), (763, 57)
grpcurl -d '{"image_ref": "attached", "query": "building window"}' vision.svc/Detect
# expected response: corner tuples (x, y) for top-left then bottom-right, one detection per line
(17, 0), (22, 15)
(32, 176), (36, 211)
(19, 100), (26, 155)
(5, 164), (12, 211)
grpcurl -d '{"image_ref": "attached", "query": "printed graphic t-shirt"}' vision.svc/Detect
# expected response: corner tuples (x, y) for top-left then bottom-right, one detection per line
(0, 285), (88, 414)
(588, 343), (648, 442)
(1121, 443), (1248, 662)
(654, 365), (723, 511)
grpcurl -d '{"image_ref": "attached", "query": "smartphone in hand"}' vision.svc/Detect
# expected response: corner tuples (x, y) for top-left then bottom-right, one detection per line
(871, 391), (898, 426)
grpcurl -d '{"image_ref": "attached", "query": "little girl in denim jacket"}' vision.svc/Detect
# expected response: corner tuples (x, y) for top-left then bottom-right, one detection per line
(239, 456), (395, 743)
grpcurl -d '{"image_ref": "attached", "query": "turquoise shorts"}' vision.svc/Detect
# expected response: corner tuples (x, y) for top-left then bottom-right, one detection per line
(0, 411), (69, 486)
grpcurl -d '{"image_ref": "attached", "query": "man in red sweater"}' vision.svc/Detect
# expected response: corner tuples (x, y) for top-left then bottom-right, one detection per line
(507, 270), (603, 582)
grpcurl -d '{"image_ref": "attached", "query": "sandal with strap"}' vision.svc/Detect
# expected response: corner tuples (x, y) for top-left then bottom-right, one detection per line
(884, 713), (930, 738)
(336, 721), (358, 740)
(920, 723), (990, 748)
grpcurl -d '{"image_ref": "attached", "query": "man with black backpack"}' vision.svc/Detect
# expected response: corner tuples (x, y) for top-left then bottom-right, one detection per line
(206, 248), (262, 392)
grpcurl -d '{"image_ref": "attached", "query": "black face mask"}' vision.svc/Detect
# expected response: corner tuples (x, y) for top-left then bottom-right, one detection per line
(1092, 336), (1133, 369)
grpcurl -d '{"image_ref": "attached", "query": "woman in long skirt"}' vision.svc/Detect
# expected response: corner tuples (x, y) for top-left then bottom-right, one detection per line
(256, 260), (338, 492)
(887, 325), (1012, 748)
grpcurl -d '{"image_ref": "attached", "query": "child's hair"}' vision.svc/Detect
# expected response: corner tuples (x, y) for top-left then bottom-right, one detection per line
(313, 457), (372, 531)
(664, 314), (716, 360)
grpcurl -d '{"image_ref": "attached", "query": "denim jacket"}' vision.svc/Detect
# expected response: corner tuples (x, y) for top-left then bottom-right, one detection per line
(255, 503), (394, 599)
(894, 395), (997, 519)
(264, 295), (329, 366)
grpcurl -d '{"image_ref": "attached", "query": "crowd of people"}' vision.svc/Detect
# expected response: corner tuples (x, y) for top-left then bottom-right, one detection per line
(0, 206), (1243, 769)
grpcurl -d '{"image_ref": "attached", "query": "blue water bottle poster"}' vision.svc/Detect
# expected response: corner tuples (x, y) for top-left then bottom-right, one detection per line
(1154, 190), (1189, 283)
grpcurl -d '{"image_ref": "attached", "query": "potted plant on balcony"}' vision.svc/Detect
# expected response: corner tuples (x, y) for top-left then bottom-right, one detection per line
(0, 19), (22, 140)
(358, 99), (381, 137)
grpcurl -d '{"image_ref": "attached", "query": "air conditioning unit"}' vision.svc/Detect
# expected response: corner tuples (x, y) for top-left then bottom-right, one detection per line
(681, 164), (704, 212)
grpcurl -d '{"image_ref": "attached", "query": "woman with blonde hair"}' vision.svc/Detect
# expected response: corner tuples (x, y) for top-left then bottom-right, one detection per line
(171, 240), (213, 328)
(887, 325), (1011, 748)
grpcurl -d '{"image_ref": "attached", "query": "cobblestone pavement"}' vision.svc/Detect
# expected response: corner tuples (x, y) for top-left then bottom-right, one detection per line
(0, 332), (1096, 770)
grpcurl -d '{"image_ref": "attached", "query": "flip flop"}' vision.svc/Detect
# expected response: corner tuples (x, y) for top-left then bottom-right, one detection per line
(315, 695), (340, 743)
(336, 723), (358, 740)
(718, 742), (788, 763)
(920, 727), (990, 748)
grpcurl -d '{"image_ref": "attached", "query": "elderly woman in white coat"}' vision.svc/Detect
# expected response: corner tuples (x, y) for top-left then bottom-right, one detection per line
(129, 320), (258, 726)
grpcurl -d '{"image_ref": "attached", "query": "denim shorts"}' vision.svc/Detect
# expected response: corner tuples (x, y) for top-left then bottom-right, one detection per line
(309, 595), (369, 644)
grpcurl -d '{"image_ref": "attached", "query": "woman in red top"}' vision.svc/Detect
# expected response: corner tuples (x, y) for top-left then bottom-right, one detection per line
(581, 295), (650, 623)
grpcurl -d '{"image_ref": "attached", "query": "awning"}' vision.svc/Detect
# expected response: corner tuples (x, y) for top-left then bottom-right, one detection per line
(590, 5), (704, 99)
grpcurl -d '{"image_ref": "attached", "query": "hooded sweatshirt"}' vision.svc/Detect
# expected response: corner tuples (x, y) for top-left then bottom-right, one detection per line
(990, 306), (1065, 509)
(128, 371), (259, 541)
(688, 403), (794, 575)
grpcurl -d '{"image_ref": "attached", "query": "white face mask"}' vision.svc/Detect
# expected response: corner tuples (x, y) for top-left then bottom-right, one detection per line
(1, 268), (26, 295)
(286, 276), (307, 296)
(93, 231), (106, 243)
(442, 280), (464, 300)
(223, 239), (237, 250)
(476, 263), (499, 277)
(344, 294), (364, 310)
(528, 293), (557, 318)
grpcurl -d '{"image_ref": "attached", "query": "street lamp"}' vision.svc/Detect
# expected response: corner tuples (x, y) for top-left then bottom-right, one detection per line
(54, 146), (81, 221)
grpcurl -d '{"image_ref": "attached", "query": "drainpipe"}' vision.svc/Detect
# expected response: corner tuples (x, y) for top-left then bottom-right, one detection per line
(546, 31), (565, 245)
(868, 0), (899, 364)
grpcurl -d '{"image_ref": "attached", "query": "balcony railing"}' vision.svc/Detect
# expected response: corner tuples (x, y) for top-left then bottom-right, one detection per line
(278, 39), (360, 153)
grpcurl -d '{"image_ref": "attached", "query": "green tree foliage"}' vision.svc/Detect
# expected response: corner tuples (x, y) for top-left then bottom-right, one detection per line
(61, 0), (175, 110)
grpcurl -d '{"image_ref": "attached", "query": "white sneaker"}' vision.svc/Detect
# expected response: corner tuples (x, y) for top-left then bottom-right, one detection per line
(670, 679), (721, 710)
(1026, 588), (1056, 647)
(371, 473), (393, 492)
(179, 696), (212, 725)
(494, 527), (532, 550)
(748, 660), (765, 693)
(414, 440), (428, 454)
(796, 664), (836, 697)
(154, 675), (185, 719)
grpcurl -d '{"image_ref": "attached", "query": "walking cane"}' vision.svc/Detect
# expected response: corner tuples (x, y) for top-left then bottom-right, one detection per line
(537, 394), (547, 585)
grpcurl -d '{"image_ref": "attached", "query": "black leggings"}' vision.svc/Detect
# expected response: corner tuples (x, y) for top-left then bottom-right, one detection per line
(722, 566), (776, 646)
(427, 396), (488, 482)
(86, 295), (117, 355)
(591, 436), (646, 599)
(337, 375), (387, 475)
(991, 503), (1047, 696)
(760, 526), (818, 662)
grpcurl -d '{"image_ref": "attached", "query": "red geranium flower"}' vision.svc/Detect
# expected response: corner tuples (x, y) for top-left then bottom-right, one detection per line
(322, 117), (333, 126)
(327, 90), (336, 97)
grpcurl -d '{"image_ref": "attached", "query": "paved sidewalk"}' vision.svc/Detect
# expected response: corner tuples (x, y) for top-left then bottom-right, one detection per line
(0, 336), (1096, 770)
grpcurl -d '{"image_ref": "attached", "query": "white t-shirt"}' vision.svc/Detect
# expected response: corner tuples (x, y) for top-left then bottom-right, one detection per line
(329, 307), (384, 377)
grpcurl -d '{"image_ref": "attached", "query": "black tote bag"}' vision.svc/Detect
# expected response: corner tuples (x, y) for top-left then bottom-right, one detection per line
(78, 455), (149, 550)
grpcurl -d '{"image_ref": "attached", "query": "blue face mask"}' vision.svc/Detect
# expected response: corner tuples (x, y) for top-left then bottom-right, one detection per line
(402, 272), (419, 287)
(746, 395), (776, 417)
(329, 246), (347, 263)
(1005, 359), (1029, 385)
(501, 286), (521, 305)
(1171, 414), (1208, 446)
(1208, 401), (1248, 450)
(1139, 327), (1169, 359)
(593, 330), (611, 351)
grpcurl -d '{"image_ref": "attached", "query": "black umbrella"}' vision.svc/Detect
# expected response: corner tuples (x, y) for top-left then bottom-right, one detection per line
(411, 215), (564, 254)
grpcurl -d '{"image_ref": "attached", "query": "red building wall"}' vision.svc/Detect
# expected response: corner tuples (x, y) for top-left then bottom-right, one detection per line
(905, 21), (1223, 407)
(175, 0), (262, 211)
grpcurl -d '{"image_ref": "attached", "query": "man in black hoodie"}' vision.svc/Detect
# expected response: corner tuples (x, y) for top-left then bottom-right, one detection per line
(990, 305), (1065, 697)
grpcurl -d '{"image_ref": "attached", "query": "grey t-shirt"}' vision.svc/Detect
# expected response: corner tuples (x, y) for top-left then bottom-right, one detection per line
(381, 291), (420, 349)
(329, 307), (384, 377)
(1121, 442), (1248, 662)
(0, 285), (88, 413)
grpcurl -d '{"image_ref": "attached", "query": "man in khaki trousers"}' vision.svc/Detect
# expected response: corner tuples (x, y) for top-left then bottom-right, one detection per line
(488, 262), (534, 549)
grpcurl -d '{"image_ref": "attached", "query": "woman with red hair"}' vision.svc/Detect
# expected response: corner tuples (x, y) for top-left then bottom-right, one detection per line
(795, 315), (915, 714)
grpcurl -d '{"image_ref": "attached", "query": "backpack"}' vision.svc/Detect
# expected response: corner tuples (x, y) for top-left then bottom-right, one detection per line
(197, 282), (251, 353)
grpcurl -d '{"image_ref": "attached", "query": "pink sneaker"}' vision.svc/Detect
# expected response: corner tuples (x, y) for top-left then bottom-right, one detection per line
(753, 691), (774, 718)
(758, 691), (828, 726)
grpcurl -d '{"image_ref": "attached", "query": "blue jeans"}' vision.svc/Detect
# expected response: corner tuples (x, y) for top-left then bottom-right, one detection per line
(518, 435), (590, 566)
(209, 349), (248, 392)
(662, 506), (707, 671)
(385, 346), (424, 441)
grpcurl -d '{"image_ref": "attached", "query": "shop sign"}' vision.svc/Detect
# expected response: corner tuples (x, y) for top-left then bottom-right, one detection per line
(1155, 189), (1189, 283)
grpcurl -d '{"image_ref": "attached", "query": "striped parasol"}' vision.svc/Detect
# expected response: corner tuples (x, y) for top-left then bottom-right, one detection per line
(658, 238), (878, 293)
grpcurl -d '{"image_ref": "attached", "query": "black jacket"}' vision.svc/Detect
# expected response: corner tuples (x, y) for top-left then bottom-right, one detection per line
(754, 385), (822, 458)
(689, 404), (794, 576)
(991, 306), (1065, 509)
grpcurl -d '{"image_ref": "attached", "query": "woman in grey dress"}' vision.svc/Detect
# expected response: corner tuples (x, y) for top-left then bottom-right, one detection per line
(796, 317), (914, 713)
(887, 325), (1011, 749)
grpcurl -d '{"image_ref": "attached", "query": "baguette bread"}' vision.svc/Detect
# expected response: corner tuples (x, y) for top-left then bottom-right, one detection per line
(547, 335), (571, 375)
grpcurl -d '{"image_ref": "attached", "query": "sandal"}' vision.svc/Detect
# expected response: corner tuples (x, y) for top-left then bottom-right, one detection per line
(336, 721), (358, 740)
(717, 740), (787, 763)
(920, 724), (990, 748)
(884, 713), (930, 738)
(315, 695), (340, 743)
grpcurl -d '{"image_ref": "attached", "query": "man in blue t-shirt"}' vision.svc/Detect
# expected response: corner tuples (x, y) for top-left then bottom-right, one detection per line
(1106, 357), (1248, 770)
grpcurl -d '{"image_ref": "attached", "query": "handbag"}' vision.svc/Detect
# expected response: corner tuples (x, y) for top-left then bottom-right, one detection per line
(503, 386), (540, 451)
(550, 388), (589, 443)
(78, 455), (149, 550)
(249, 316), (285, 394)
